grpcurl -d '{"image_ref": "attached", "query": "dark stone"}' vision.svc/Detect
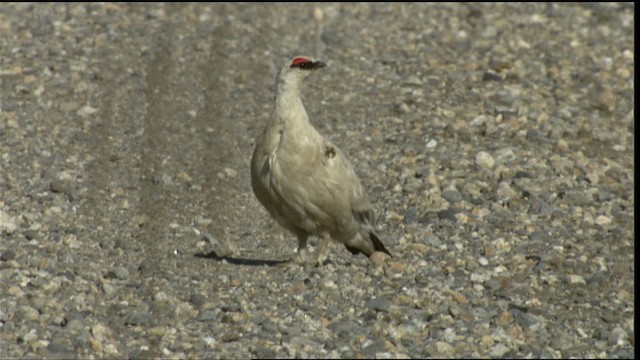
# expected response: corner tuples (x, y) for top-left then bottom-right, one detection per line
(1, 249), (16, 261)
(365, 296), (390, 312)
(125, 310), (153, 326)
(483, 71), (503, 81)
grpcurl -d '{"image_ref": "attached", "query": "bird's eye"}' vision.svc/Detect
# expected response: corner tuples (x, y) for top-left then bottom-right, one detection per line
(299, 62), (307, 68)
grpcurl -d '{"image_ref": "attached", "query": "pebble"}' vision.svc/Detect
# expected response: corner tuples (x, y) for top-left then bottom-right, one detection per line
(198, 310), (219, 322)
(104, 266), (129, 280)
(365, 296), (390, 312)
(475, 151), (495, 169)
(0, 211), (18, 234)
(433, 341), (455, 357)
(608, 326), (628, 346)
(154, 291), (169, 302)
(101, 282), (116, 296)
(125, 311), (153, 326)
(489, 343), (510, 357)
(0, 249), (16, 261)
(425, 139), (438, 149)
(224, 168), (237, 178)
(441, 190), (462, 203)
(76, 105), (98, 117)
(594, 215), (612, 226)
(566, 274), (586, 285)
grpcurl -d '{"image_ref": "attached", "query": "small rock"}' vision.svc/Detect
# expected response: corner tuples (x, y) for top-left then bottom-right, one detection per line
(125, 310), (153, 326)
(0, 210), (18, 234)
(404, 75), (423, 87)
(23, 229), (39, 240)
(441, 190), (463, 203)
(594, 215), (612, 226)
(50, 178), (73, 193)
(153, 291), (169, 302)
(470, 114), (493, 127)
(221, 332), (240, 342)
(597, 186), (613, 202)
(365, 296), (390, 312)
(526, 128), (541, 140)
(370, 251), (390, 265)
(101, 282), (116, 296)
(482, 71), (502, 82)
(189, 293), (206, 308)
(386, 261), (406, 276)
(1, 249), (16, 261)
(114, 238), (128, 250)
(476, 151), (495, 169)
(489, 343), (510, 357)
(77, 105), (98, 117)
(198, 310), (219, 322)
(19, 305), (40, 321)
(529, 230), (551, 242)
(224, 168), (237, 178)
(104, 266), (129, 280)
(45, 341), (75, 355)
(437, 209), (458, 222)
(433, 341), (455, 357)
(556, 138), (569, 151)
(424, 236), (442, 246)
(320, 279), (337, 291)
(363, 340), (387, 357)
(174, 302), (196, 318)
(563, 191), (592, 206)
(566, 274), (586, 285)
(480, 335), (494, 348)
(608, 326), (628, 346)
(484, 278), (501, 291)
(152, 174), (173, 185)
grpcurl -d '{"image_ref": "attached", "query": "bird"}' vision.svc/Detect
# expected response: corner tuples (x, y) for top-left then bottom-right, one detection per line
(250, 56), (391, 265)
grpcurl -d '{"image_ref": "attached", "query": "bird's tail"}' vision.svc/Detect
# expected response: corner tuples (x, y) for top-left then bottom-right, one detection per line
(344, 230), (391, 258)
(369, 231), (391, 257)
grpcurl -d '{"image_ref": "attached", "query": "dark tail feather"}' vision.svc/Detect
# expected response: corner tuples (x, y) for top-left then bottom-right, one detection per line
(344, 231), (392, 257)
(369, 232), (391, 257)
(345, 245), (362, 255)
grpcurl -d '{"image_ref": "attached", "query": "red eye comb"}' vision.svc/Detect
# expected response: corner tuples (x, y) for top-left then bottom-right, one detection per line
(292, 57), (310, 65)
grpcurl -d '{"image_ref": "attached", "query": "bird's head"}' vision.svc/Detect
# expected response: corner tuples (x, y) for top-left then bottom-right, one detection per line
(276, 56), (327, 90)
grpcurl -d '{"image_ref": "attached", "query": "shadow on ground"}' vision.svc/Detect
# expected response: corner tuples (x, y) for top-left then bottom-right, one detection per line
(194, 251), (289, 267)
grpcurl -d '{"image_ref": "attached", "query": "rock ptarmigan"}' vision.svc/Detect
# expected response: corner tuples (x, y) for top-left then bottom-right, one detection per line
(250, 56), (391, 265)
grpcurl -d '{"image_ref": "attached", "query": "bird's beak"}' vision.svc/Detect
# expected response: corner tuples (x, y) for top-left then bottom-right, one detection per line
(311, 61), (327, 69)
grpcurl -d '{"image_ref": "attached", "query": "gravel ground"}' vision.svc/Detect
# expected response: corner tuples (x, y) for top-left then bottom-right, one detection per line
(0, 3), (634, 359)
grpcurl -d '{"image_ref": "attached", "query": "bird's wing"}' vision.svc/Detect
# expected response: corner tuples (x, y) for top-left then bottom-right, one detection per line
(251, 121), (278, 207)
(319, 142), (376, 227)
(269, 138), (374, 237)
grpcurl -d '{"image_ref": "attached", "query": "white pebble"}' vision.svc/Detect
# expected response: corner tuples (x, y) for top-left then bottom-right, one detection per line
(476, 151), (495, 169)
(77, 105), (99, 117)
(224, 168), (237, 178)
(595, 215), (612, 226)
(567, 274), (586, 285)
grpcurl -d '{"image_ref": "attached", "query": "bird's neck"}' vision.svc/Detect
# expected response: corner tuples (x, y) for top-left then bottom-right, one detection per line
(275, 83), (309, 125)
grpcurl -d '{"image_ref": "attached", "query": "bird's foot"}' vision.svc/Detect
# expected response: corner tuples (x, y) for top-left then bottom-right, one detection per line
(312, 235), (333, 267)
(289, 247), (310, 266)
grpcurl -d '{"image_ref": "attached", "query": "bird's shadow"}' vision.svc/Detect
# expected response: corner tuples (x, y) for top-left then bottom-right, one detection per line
(194, 250), (289, 267)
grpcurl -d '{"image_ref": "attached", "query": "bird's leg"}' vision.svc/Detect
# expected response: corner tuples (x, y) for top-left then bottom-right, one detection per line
(291, 233), (309, 264)
(314, 233), (332, 266)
